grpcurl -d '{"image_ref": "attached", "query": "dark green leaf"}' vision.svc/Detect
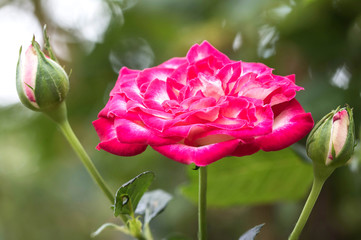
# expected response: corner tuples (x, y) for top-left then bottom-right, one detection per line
(239, 223), (265, 240)
(135, 189), (172, 224)
(182, 148), (313, 206)
(114, 171), (155, 216)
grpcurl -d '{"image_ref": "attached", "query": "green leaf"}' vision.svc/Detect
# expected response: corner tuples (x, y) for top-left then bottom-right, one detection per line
(114, 171), (155, 216)
(239, 223), (265, 240)
(135, 189), (173, 225)
(91, 223), (130, 238)
(181, 148), (313, 207)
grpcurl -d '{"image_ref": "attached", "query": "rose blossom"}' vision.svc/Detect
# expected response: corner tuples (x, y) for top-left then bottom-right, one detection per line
(93, 41), (314, 166)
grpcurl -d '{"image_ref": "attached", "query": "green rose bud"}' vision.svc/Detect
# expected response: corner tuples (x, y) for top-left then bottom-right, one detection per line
(16, 38), (69, 112)
(306, 106), (355, 169)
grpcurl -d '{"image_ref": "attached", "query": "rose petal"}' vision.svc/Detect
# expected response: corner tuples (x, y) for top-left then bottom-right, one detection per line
(115, 118), (181, 145)
(187, 56), (224, 80)
(93, 118), (147, 156)
(241, 62), (273, 75)
(186, 41), (230, 64)
(231, 140), (260, 157)
(157, 57), (187, 69)
(137, 68), (175, 93)
(110, 67), (140, 97)
(238, 74), (303, 106)
(256, 99), (314, 151)
(97, 140), (147, 156)
(331, 109), (349, 156)
(143, 79), (177, 109)
(23, 45), (38, 103)
(152, 139), (241, 166)
(229, 72), (257, 96)
(117, 77), (143, 102)
(98, 94), (128, 118)
(216, 62), (243, 94)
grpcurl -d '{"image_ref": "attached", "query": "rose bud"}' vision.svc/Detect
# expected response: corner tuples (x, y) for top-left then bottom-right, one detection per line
(16, 39), (69, 112)
(306, 106), (355, 169)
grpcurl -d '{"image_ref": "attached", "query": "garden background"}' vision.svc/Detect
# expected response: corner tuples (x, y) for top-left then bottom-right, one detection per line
(1, 0), (361, 239)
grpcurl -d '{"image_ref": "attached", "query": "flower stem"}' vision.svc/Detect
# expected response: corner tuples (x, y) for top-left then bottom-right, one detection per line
(288, 166), (333, 240)
(45, 103), (130, 224)
(198, 166), (207, 240)
(58, 120), (115, 203)
(144, 224), (153, 240)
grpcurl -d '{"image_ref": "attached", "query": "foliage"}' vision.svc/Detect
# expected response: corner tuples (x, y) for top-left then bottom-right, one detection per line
(182, 149), (313, 206)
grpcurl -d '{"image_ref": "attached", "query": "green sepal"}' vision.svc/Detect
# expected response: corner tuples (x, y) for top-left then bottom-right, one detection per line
(43, 25), (58, 62)
(31, 40), (69, 111)
(306, 109), (335, 165)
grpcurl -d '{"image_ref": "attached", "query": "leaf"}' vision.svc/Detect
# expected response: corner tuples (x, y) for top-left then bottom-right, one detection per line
(239, 223), (265, 240)
(114, 171), (155, 216)
(181, 148), (313, 207)
(135, 189), (173, 225)
(91, 223), (129, 238)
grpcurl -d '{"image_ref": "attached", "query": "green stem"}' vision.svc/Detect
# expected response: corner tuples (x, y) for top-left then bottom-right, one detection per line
(59, 120), (115, 203)
(45, 103), (129, 224)
(288, 166), (333, 240)
(144, 223), (154, 240)
(198, 166), (207, 240)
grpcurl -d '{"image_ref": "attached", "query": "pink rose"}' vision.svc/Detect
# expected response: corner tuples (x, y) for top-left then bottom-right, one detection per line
(93, 41), (314, 166)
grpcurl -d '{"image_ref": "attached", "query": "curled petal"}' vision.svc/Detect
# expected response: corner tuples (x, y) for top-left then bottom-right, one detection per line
(98, 94), (128, 118)
(256, 99), (314, 151)
(152, 139), (241, 166)
(238, 74), (303, 106)
(137, 68), (174, 93)
(143, 79), (177, 109)
(186, 41), (230, 65)
(93, 118), (147, 156)
(241, 62), (273, 75)
(216, 62), (243, 94)
(110, 67), (140, 97)
(117, 77), (143, 102)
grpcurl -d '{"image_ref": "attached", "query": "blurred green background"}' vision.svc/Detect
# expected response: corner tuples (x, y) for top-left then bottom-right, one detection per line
(1, 0), (361, 239)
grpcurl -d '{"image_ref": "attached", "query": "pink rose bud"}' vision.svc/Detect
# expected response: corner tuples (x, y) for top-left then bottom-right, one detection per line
(16, 39), (69, 112)
(306, 106), (355, 169)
